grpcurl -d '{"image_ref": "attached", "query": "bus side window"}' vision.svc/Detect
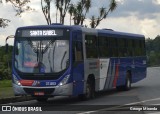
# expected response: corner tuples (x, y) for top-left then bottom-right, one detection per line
(109, 37), (118, 57)
(98, 36), (109, 58)
(85, 35), (98, 58)
(127, 39), (133, 57)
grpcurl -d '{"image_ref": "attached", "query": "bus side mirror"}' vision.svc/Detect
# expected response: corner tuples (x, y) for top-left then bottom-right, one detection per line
(5, 43), (8, 53)
(5, 35), (15, 53)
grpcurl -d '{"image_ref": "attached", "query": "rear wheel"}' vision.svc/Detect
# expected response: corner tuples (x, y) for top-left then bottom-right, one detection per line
(116, 86), (123, 91)
(124, 72), (131, 91)
(116, 71), (131, 91)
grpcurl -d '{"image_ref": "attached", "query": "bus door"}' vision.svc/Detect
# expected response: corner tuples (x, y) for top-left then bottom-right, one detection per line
(72, 31), (84, 96)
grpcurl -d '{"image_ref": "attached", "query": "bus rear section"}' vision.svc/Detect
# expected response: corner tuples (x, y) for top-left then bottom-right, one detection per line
(83, 29), (147, 93)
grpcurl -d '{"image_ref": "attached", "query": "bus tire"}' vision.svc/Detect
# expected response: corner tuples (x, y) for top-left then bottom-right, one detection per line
(36, 97), (48, 102)
(87, 79), (95, 99)
(116, 71), (131, 91)
(124, 72), (131, 91)
(79, 80), (95, 100)
(116, 86), (123, 91)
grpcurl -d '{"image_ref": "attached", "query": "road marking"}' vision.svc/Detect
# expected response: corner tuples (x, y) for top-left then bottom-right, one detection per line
(150, 104), (160, 105)
(148, 112), (160, 114)
(77, 97), (160, 114)
(124, 97), (160, 105)
(77, 111), (97, 114)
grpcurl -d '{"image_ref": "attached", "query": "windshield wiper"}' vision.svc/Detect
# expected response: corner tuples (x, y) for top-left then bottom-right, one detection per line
(45, 40), (56, 72)
(25, 37), (38, 53)
(42, 40), (55, 54)
(61, 51), (67, 70)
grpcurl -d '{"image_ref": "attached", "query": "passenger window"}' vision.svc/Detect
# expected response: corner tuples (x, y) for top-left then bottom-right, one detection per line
(98, 36), (109, 58)
(85, 35), (98, 58)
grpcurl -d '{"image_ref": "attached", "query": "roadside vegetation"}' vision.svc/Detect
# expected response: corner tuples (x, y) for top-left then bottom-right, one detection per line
(0, 79), (13, 98)
(0, 80), (12, 88)
(146, 35), (160, 66)
(0, 46), (12, 80)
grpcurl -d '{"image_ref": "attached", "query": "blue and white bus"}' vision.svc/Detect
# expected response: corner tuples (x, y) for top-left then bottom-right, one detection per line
(10, 24), (146, 102)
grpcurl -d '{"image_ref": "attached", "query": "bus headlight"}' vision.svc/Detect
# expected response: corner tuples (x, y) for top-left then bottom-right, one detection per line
(13, 75), (21, 86)
(58, 75), (70, 86)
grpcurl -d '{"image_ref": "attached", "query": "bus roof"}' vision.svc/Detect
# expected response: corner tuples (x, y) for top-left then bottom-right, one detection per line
(17, 24), (145, 39)
(97, 29), (145, 39)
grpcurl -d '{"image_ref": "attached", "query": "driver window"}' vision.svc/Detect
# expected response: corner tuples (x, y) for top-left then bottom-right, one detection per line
(72, 32), (83, 64)
(74, 42), (83, 61)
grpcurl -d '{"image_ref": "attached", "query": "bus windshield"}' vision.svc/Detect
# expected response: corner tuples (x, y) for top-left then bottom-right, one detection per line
(14, 37), (69, 74)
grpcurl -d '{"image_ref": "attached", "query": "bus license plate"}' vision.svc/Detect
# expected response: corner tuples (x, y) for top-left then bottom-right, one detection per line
(34, 92), (44, 96)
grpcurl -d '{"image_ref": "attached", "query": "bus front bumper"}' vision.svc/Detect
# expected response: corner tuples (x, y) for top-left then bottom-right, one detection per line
(13, 83), (73, 96)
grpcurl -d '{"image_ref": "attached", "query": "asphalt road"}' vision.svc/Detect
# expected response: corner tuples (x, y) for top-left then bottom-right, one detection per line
(1, 67), (160, 114)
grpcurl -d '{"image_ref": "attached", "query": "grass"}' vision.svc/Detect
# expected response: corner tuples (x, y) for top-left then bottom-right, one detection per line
(0, 87), (14, 98)
(0, 80), (12, 88)
(0, 80), (14, 98)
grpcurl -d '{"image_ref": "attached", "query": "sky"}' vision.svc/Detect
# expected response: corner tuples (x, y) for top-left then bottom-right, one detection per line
(0, 0), (160, 45)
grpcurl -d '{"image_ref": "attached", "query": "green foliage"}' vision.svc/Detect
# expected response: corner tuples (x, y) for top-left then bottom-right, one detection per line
(0, 87), (14, 98)
(146, 35), (160, 66)
(0, 18), (10, 28)
(0, 80), (12, 88)
(90, 0), (117, 28)
(1, 0), (33, 28)
(0, 46), (13, 80)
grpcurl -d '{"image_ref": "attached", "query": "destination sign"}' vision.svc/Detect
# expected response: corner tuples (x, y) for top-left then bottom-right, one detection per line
(20, 29), (64, 37)
(30, 30), (57, 36)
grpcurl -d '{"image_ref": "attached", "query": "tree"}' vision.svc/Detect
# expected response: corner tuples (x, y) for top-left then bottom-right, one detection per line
(69, 0), (91, 25)
(55, 0), (59, 23)
(90, 7), (106, 28)
(6, 0), (34, 16)
(68, 3), (74, 25)
(90, 0), (117, 28)
(55, 0), (71, 24)
(68, 0), (116, 27)
(153, 35), (160, 52)
(90, 16), (95, 28)
(0, 46), (13, 79)
(0, 0), (33, 28)
(0, 1), (10, 28)
(0, 18), (10, 28)
(145, 35), (160, 66)
(41, 0), (52, 25)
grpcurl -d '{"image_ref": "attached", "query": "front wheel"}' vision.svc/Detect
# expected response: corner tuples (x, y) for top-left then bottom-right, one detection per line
(79, 81), (95, 100)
